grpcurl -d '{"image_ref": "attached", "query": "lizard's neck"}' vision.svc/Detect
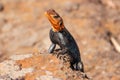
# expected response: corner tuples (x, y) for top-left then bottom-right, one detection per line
(52, 26), (59, 32)
(51, 25), (65, 32)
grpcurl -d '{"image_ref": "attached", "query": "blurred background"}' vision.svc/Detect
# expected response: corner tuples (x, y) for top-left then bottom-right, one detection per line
(0, 0), (120, 79)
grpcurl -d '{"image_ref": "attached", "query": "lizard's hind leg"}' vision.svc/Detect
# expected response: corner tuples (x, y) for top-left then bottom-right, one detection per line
(76, 61), (84, 72)
(71, 61), (84, 72)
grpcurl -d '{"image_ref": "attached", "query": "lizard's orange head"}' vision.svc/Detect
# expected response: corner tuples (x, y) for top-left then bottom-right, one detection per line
(45, 9), (65, 32)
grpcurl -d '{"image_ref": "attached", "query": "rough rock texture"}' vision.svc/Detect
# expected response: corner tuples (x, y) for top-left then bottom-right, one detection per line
(0, 0), (120, 80)
(0, 53), (87, 80)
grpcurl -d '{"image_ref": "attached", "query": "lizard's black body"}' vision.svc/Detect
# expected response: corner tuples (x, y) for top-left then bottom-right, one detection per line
(48, 28), (84, 72)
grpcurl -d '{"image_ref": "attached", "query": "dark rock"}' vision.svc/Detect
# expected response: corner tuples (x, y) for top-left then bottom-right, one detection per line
(89, 0), (102, 4)
(0, 3), (4, 11)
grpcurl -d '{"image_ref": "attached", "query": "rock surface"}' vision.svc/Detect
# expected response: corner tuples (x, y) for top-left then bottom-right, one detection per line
(0, 0), (120, 80)
(0, 53), (86, 80)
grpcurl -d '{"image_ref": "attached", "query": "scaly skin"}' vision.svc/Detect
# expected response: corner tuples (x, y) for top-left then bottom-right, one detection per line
(45, 9), (84, 72)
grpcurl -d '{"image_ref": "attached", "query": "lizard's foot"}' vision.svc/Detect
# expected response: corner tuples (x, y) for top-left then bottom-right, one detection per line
(81, 72), (92, 80)
(53, 49), (72, 63)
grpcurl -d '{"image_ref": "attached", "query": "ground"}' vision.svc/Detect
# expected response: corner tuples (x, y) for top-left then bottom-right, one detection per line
(0, 0), (120, 80)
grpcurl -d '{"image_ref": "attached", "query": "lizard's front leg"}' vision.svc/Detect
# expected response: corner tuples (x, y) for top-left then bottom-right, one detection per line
(58, 48), (68, 54)
(48, 43), (56, 53)
(57, 48), (68, 58)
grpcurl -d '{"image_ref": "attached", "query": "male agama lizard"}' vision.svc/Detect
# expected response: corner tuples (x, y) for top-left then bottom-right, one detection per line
(45, 9), (84, 72)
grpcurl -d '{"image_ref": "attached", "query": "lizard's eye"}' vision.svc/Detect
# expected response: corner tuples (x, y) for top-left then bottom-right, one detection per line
(53, 15), (59, 18)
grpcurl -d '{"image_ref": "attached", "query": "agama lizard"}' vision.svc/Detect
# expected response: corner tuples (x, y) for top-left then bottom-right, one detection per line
(45, 9), (84, 72)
